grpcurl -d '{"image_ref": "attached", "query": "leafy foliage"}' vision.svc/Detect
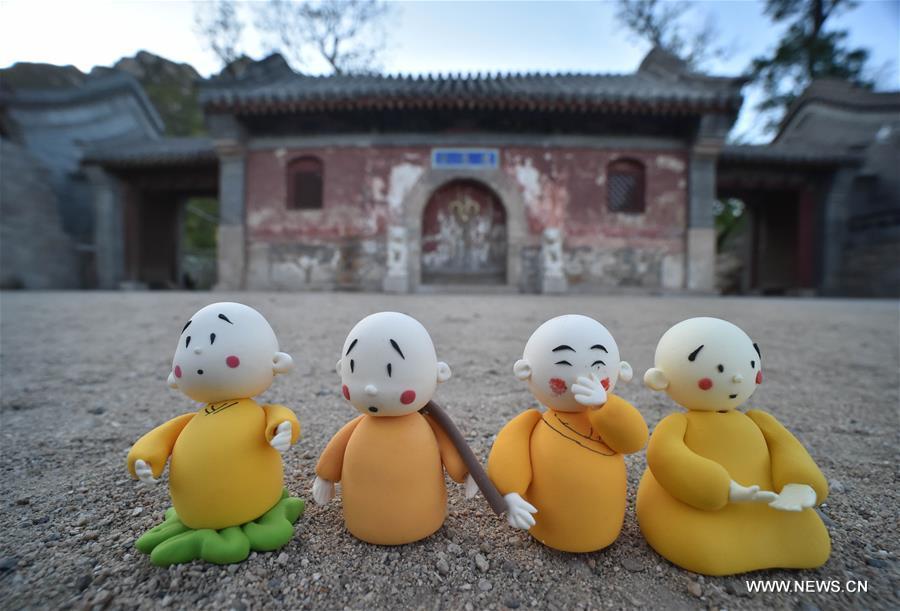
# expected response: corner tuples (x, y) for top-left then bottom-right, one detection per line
(615, 0), (728, 70)
(750, 0), (873, 133)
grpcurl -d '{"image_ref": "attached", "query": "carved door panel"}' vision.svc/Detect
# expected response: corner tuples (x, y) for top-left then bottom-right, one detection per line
(421, 180), (507, 283)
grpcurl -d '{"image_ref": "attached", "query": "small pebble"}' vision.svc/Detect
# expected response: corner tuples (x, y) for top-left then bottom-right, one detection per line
(687, 580), (702, 598)
(436, 559), (449, 575)
(131, 507), (143, 517)
(866, 557), (887, 568)
(478, 579), (493, 592)
(475, 554), (489, 572)
(621, 557), (644, 572)
(447, 543), (462, 555)
(277, 552), (289, 565)
(504, 599), (520, 609)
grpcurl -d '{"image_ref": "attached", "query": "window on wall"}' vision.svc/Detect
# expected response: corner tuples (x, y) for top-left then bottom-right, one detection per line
(287, 157), (323, 210)
(607, 159), (645, 214)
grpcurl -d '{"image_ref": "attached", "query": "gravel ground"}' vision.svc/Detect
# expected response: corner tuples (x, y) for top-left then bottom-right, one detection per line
(0, 291), (898, 611)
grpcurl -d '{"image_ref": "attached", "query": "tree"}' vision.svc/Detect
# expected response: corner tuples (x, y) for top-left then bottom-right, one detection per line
(615, 0), (728, 70)
(194, 0), (245, 69)
(254, 0), (390, 74)
(750, 0), (873, 133)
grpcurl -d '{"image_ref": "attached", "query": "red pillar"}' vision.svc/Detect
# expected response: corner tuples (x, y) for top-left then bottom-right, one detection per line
(796, 187), (816, 288)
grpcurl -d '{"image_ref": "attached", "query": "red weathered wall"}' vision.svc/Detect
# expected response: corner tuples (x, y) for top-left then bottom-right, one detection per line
(246, 145), (687, 248)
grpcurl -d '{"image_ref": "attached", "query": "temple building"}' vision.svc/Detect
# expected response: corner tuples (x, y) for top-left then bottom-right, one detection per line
(2, 48), (897, 296)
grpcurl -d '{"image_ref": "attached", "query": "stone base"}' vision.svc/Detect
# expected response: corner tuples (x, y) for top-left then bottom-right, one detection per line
(383, 274), (410, 293)
(541, 275), (568, 294)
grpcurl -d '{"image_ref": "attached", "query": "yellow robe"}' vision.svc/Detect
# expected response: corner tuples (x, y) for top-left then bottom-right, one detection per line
(488, 395), (648, 552)
(126, 399), (300, 530)
(636, 409), (830, 575)
(316, 412), (468, 545)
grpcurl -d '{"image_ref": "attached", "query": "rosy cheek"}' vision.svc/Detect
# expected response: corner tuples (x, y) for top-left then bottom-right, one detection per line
(400, 390), (416, 405)
(756, 371), (763, 385)
(342, 384), (350, 400)
(549, 378), (567, 396)
(698, 378), (713, 390)
(173, 365), (182, 379)
(601, 377), (610, 390)
(226, 355), (240, 368)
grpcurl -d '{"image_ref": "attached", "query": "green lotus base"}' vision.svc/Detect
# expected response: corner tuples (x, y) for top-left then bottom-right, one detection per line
(135, 490), (304, 566)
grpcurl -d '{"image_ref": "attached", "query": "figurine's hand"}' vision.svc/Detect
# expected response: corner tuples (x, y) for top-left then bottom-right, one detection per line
(269, 421), (294, 453)
(312, 476), (335, 506)
(729, 480), (777, 504)
(134, 459), (159, 485)
(504, 493), (537, 530)
(464, 474), (480, 500)
(572, 373), (608, 408)
(768, 483), (817, 512)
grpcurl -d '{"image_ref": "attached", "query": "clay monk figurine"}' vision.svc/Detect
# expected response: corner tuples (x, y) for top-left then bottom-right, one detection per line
(487, 315), (648, 552)
(637, 317), (830, 575)
(313, 311), (536, 545)
(126, 302), (303, 566)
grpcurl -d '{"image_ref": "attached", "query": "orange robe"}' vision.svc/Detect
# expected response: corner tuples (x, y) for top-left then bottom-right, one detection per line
(488, 394), (648, 552)
(637, 409), (830, 575)
(126, 399), (300, 529)
(316, 412), (468, 545)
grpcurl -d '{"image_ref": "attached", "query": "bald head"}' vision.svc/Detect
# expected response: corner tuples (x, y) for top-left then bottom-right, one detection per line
(644, 317), (762, 412)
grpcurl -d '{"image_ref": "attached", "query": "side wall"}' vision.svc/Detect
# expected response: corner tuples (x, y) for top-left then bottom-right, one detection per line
(242, 144), (689, 291)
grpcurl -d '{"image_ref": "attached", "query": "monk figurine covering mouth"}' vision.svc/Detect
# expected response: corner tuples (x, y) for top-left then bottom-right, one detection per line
(313, 311), (535, 545)
(487, 314), (649, 552)
(637, 317), (830, 575)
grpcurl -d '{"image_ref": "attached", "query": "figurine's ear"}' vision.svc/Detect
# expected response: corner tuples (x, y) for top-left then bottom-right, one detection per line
(644, 368), (669, 391)
(335, 359), (342, 376)
(618, 361), (633, 383)
(436, 361), (452, 383)
(513, 359), (532, 381)
(273, 352), (294, 375)
(167, 371), (179, 390)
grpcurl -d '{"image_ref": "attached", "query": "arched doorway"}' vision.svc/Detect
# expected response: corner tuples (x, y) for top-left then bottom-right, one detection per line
(421, 179), (507, 284)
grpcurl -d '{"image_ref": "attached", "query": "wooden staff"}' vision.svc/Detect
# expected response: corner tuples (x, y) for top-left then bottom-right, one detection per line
(420, 400), (506, 516)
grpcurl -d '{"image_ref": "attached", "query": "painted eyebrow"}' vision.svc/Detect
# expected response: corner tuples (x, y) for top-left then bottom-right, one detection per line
(552, 345), (575, 352)
(390, 339), (405, 359)
(591, 359), (606, 366)
(346, 338), (358, 356)
(688, 345), (704, 361)
(590, 344), (608, 353)
(753, 342), (761, 357)
(181, 320), (191, 333)
(218, 313), (233, 324)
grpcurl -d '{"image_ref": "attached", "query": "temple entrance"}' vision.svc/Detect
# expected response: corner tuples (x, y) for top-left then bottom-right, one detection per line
(421, 179), (507, 284)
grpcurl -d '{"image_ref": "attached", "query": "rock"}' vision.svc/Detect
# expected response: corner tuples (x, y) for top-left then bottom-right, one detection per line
(830, 480), (845, 493)
(796, 600), (821, 611)
(479, 541), (491, 554)
(277, 552), (289, 565)
(621, 557), (644, 572)
(447, 543), (462, 555)
(436, 559), (449, 576)
(866, 557), (887, 568)
(160, 595), (173, 607)
(478, 579), (493, 592)
(687, 580), (702, 598)
(75, 575), (92, 591)
(475, 553), (489, 572)
(15, 497), (30, 506)
(131, 507), (143, 517)
(504, 598), (520, 609)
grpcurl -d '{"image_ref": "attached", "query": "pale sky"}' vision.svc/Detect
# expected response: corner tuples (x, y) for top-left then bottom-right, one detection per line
(1, 0), (897, 142)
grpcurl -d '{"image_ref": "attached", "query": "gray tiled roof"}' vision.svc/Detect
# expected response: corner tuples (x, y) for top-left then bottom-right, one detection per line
(199, 52), (744, 115)
(2, 73), (165, 135)
(82, 137), (215, 166)
(720, 144), (861, 165)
